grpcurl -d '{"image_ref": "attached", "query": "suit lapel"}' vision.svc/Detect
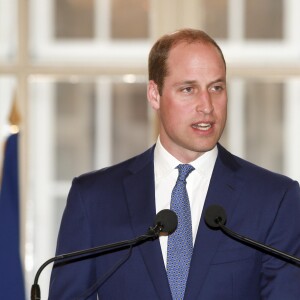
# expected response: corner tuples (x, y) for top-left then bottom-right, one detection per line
(123, 147), (172, 300)
(185, 145), (245, 299)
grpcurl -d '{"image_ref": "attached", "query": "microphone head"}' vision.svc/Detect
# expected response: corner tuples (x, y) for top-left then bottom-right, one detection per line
(204, 205), (227, 229)
(155, 209), (178, 235)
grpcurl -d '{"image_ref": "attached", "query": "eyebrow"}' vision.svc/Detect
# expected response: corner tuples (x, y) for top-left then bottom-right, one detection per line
(173, 78), (226, 87)
(209, 78), (227, 85)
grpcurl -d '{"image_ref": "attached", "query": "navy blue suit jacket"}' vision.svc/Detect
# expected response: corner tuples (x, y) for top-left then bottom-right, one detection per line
(49, 144), (300, 299)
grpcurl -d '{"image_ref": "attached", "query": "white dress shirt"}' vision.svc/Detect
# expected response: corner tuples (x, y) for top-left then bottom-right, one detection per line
(154, 137), (218, 266)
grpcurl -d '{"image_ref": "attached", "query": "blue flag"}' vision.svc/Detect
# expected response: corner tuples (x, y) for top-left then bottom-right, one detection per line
(0, 133), (26, 299)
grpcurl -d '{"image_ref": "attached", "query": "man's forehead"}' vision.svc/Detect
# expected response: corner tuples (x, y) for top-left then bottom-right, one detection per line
(168, 41), (226, 69)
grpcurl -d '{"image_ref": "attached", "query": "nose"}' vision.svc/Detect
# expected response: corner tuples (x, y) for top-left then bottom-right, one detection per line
(195, 92), (214, 114)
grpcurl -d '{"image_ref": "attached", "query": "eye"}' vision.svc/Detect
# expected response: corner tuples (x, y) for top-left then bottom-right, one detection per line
(210, 84), (225, 93)
(181, 86), (194, 94)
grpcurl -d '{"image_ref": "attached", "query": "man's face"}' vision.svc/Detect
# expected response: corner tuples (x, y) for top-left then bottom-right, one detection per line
(148, 42), (227, 163)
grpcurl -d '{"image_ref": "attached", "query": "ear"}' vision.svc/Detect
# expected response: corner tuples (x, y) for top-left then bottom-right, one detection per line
(147, 80), (160, 111)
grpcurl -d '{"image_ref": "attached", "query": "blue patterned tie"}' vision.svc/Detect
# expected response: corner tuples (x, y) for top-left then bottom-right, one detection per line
(167, 164), (195, 300)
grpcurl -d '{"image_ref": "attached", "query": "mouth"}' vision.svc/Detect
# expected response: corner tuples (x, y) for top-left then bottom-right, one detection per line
(191, 122), (212, 131)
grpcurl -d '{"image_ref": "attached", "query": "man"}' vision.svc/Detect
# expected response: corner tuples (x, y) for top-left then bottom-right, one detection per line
(49, 29), (300, 299)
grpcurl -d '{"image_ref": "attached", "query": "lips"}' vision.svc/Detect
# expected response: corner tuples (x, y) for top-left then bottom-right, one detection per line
(191, 122), (212, 131)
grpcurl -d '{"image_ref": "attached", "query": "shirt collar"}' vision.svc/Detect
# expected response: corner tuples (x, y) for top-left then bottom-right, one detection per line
(154, 136), (218, 181)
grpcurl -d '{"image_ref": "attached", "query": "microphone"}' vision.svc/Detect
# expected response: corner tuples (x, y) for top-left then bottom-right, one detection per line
(31, 209), (177, 300)
(204, 204), (300, 265)
(154, 209), (178, 235)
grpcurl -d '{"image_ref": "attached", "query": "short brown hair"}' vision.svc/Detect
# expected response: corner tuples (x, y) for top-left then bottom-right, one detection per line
(148, 28), (226, 95)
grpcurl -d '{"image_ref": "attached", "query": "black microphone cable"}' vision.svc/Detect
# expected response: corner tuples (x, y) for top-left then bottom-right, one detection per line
(76, 245), (133, 300)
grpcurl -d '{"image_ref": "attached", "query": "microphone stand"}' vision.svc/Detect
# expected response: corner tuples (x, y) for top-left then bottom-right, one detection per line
(31, 225), (161, 300)
(215, 218), (300, 265)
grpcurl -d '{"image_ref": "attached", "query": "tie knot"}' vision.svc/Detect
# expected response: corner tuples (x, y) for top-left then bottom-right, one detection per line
(176, 164), (195, 182)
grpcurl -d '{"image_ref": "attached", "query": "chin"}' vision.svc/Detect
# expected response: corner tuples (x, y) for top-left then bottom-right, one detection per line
(191, 141), (218, 153)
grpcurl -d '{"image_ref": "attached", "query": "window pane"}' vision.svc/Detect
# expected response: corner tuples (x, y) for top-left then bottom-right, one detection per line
(0, 0), (17, 62)
(111, 0), (150, 39)
(112, 81), (149, 163)
(30, 77), (151, 183)
(202, 0), (228, 39)
(245, 0), (283, 39)
(245, 81), (283, 173)
(55, 0), (95, 39)
(55, 81), (96, 180)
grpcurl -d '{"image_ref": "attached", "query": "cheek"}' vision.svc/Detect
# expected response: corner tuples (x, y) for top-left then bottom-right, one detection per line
(214, 99), (227, 117)
(160, 101), (187, 125)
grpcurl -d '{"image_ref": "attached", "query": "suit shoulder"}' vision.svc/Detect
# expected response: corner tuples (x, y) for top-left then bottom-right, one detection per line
(236, 155), (293, 184)
(73, 146), (155, 188)
(218, 144), (297, 187)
